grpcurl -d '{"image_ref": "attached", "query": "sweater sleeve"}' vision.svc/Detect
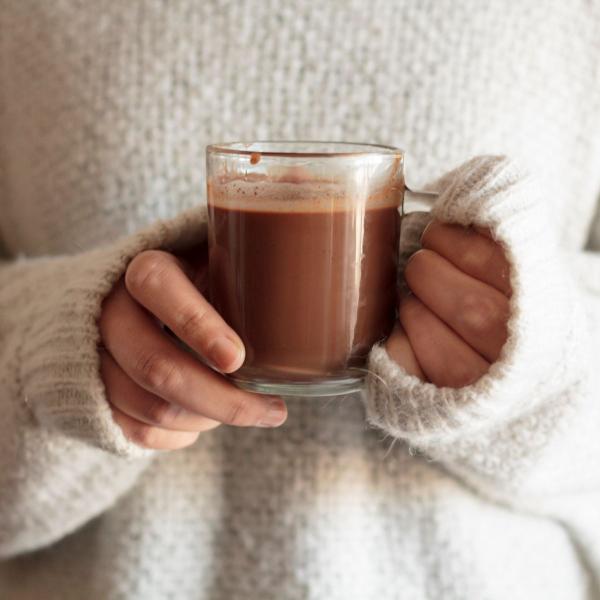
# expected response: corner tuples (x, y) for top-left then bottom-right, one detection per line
(0, 206), (208, 557)
(365, 156), (600, 506)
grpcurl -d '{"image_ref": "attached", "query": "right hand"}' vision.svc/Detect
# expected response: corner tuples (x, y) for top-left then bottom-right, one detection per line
(98, 247), (287, 450)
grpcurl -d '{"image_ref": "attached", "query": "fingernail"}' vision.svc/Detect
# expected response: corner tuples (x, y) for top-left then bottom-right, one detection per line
(419, 220), (435, 245)
(405, 248), (425, 266)
(256, 398), (287, 428)
(208, 337), (243, 372)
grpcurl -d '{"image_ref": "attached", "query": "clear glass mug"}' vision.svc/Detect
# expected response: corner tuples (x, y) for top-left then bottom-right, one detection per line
(206, 142), (435, 397)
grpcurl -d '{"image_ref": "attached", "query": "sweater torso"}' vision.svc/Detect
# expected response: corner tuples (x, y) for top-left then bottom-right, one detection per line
(1, 1), (600, 256)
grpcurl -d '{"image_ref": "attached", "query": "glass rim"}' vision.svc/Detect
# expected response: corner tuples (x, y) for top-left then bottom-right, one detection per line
(206, 141), (404, 158)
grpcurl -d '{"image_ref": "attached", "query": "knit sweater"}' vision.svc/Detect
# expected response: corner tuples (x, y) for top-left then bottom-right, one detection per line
(1, 1), (600, 599)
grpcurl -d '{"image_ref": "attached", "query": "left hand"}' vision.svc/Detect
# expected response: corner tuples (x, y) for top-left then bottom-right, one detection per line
(386, 220), (512, 388)
(99, 244), (287, 451)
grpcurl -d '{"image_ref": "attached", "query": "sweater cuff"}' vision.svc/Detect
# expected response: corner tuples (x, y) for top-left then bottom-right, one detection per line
(365, 156), (584, 447)
(20, 206), (208, 457)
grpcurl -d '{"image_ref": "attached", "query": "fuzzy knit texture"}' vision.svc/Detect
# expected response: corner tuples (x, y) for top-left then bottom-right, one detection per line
(1, 1), (600, 599)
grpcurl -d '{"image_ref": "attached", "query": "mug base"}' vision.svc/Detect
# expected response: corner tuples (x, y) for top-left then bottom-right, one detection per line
(228, 374), (365, 397)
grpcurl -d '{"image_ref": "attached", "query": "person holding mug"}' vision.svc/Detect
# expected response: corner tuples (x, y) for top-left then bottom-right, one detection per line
(1, 2), (600, 599)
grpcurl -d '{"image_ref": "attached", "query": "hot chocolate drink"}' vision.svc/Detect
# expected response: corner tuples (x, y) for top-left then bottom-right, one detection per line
(208, 177), (400, 383)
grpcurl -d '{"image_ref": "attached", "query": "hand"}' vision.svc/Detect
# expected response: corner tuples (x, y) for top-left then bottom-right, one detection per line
(99, 246), (287, 450)
(386, 221), (511, 388)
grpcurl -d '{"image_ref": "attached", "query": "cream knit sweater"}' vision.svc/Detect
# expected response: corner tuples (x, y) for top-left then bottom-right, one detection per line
(1, 2), (600, 599)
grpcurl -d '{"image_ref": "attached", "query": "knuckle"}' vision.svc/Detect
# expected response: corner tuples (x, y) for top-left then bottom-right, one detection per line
(439, 367), (481, 389)
(126, 250), (170, 295)
(178, 306), (211, 342)
(462, 239), (497, 275)
(135, 351), (181, 394)
(450, 363), (486, 388)
(459, 292), (503, 336)
(127, 422), (162, 449)
(430, 358), (486, 389)
(460, 243), (487, 274)
(143, 396), (178, 426)
(224, 396), (249, 426)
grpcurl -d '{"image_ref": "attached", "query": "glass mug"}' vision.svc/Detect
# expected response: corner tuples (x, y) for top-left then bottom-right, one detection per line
(206, 142), (436, 397)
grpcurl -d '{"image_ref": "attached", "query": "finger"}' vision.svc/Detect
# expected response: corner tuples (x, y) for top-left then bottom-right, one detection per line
(125, 250), (244, 373)
(110, 405), (201, 450)
(399, 294), (490, 388)
(473, 225), (493, 239)
(100, 283), (288, 428)
(421, 221), (511, 296)
(100, 350), (220, 433)
(405, 249), (509, 362)
(384, 324), (427, 381)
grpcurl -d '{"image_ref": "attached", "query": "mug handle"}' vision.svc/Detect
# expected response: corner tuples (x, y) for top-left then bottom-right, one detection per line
(398, 186), (439, 280)
(402, 185), (439, 215)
